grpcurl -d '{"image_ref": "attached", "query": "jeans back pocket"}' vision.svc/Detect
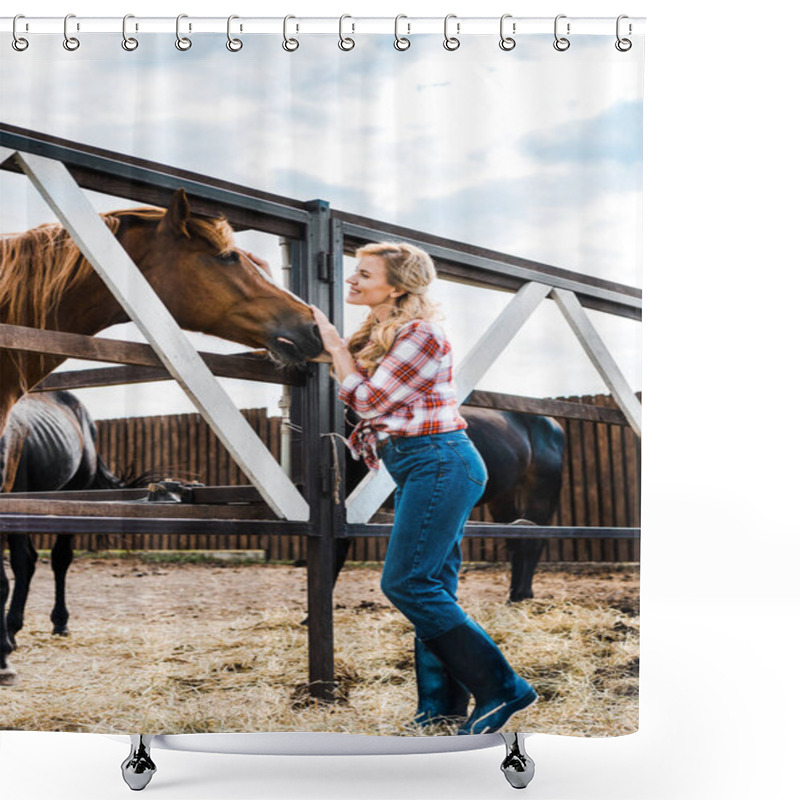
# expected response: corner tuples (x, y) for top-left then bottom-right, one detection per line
(446, 439), (488, 487)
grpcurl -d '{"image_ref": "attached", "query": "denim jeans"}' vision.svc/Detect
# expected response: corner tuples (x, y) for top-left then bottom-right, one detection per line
(378, 430), (488, 641)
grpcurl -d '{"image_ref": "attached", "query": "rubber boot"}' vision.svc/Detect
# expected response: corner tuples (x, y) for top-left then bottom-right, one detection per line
(413, 637), (470, 727)
(423, 618), (537, 735)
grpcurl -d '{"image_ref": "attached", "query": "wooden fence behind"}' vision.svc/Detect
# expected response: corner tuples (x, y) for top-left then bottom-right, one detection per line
(30, 395), (640, 563)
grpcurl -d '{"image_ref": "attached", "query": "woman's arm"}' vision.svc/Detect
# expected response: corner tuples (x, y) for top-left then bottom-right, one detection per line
(337, 323), (443, 419)
(310, 307), (444, 417)
(310, 305), (358, 383)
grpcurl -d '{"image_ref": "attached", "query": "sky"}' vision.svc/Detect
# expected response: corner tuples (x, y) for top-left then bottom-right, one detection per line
(1, 31), (643, 420)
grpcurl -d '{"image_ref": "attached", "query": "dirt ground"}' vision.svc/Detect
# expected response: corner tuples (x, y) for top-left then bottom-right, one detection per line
(1, 555), (639, 737)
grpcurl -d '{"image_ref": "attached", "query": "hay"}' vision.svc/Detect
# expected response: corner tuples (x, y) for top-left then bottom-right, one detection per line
(0, 557), (638, 737)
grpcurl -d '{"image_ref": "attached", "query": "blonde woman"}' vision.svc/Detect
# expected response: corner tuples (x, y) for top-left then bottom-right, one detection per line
(311, 242), (536, 734)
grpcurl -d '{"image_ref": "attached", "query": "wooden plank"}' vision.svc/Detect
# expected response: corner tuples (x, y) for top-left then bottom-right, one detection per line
(345, 523), (640, 539)
(556, 408), (574, 562)
(0, 497), (277, 519)
(11, 151), (310, 521)
(595, 406), (614, 529)
(552, 289), (642, 436)
(463, 389), (630, 426)
(0, 123), (310, 238)
(337, 216), (642, 320)
(610, 423), (628, 528)
(346, 281), (551, 525)
(581, 403), (603, 562)
(0, 325), (305, 387)
(625, 424), (642, 527)
(36, 361), (303, 391)
(0, 514), (312, 536)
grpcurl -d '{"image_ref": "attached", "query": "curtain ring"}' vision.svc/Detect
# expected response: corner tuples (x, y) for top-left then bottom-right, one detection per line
(443, 13), (460, 51)
(338, 14), (355, 51)
(226, 15), (243, 51)
(499, 13), (516, 51)
(553, 14), (570, 51)
(122, 14), (139, 51)
(12, 15), (29, 51)
(175, 14), (192, 51)
(615, 15), (632, 52)
(283, 15), (299, 51)
(63, 13), (80, 51)
(394, 15), (410, 50)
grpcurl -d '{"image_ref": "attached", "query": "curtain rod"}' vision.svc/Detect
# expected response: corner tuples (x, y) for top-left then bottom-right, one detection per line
(1, 16), (646, 37)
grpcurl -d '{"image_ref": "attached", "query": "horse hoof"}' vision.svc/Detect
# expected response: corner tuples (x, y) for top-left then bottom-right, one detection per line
(52, 626), (70, 637)
(0, 667), (18, 687)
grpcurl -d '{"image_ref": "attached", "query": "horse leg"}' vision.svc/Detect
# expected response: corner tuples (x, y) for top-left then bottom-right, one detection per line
(507, 538), (545, 603)
(6, 534), (38, 648)
(1, 534), (18, 685)
(333, 536), (351, 586)
(51, 534), (73, 636)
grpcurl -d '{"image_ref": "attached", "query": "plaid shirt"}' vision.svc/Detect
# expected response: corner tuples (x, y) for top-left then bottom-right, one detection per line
(338, 320), (467, 471)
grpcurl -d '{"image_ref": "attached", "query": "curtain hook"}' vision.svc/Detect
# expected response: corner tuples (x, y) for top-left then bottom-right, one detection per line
(122, 14), (139, 51)
(338, 14), (355, 51)
(499, 13), (516, 51)
(227, 14), (243, 51)
(283, 15), (299, 51)
(443, 13), (460, 51)
(615, 15), (633, 52)
(12, 14), (29, 51)
(63, 13), (80, 51)
(175, 14), (192, 51)
(553, 14), (570, 51)
(394, 14), (410, 50)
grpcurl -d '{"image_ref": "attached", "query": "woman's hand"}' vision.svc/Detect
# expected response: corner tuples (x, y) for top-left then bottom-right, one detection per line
(310, 306), (358, 383)
(310, 305), (347, 355)
(242, 250), (273, 277)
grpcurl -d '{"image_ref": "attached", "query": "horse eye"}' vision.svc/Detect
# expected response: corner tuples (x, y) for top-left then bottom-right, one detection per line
(217, 251), (240, 265)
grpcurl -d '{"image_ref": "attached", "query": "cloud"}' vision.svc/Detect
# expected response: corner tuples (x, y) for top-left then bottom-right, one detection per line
(520, 100), (643, 166)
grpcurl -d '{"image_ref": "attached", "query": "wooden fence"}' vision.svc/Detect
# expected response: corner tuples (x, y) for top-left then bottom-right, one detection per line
(29, 395), (640, 563)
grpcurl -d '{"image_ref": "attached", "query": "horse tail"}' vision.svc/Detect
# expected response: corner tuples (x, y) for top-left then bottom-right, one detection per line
(88, 453), (154, 490)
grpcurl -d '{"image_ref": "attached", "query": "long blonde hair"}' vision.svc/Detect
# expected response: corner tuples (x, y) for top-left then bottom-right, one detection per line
(348, 242), (440, 376)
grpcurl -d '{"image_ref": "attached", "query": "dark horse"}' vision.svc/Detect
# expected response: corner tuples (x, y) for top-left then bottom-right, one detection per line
(1, 391), (150, 648)
(337, 407), (565, 602)
(1, 188), (324, 684)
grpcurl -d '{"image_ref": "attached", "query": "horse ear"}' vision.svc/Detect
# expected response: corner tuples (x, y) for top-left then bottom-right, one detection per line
(162, 189), (191, 238)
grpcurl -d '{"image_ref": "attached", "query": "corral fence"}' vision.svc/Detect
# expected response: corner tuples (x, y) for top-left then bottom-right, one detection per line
(27, 393), (640, 564)
(1, 123), (642, 699)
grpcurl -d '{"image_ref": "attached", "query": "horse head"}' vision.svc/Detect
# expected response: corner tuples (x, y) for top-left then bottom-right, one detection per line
(130, 189), (323, 365)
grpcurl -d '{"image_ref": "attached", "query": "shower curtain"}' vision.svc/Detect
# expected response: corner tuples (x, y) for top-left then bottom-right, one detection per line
(1, 18), (643, 745)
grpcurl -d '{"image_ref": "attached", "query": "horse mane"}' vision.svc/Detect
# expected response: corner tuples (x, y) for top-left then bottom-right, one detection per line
(0, 206), (235, 330)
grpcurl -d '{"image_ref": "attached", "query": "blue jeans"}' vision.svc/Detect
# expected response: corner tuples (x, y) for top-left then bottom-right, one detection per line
(378, 430), (488, 641)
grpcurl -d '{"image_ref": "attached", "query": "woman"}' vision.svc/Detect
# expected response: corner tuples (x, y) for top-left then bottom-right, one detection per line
(311, 242), (536, 735)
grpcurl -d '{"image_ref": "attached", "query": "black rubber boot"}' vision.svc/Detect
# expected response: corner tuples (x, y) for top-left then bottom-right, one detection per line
(413, 637), (470, 727)
(423, 619), (537, 735)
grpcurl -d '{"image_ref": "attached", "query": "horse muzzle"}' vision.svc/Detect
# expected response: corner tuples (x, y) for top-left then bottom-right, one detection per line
(269, 324), (324, 363)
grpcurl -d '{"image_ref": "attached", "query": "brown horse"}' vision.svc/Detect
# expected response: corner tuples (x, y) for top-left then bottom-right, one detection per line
(0, 188), (322, 483)
(0, 188), (323, 684)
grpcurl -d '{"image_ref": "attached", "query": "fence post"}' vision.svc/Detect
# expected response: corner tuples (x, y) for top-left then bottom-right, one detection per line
(292, 201), (341, 701)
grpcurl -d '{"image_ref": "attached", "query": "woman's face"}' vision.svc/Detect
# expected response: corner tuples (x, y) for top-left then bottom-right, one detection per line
(345, 255), (402, 312)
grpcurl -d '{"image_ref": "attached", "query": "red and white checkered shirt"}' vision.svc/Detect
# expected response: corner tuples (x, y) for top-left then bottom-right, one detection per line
(338, 319), (467, 471)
